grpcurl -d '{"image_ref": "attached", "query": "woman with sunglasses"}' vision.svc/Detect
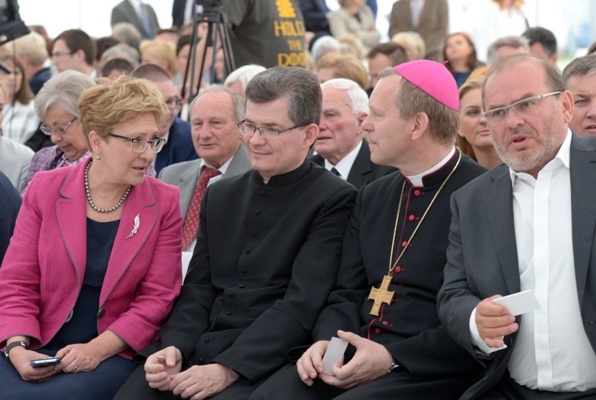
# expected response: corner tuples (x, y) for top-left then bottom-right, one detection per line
(0, 74), (183, 400)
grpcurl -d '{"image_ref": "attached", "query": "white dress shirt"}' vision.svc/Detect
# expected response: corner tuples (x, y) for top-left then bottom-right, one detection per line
(471, 130), (596, 391)
(410, 0), (425, 27)
(323, 140), (362, 180)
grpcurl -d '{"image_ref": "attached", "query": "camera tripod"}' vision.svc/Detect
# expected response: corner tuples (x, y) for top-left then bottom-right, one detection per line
(181, 6), (236, 105)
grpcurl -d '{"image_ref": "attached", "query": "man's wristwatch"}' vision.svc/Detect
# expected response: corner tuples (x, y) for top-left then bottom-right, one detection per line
(4, 341), (28, 362)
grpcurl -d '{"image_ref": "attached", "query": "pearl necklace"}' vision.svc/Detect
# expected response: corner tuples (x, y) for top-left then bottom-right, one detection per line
(84, 162), (132, 213)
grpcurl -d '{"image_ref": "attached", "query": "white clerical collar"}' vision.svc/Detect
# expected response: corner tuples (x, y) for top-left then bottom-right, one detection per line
(405, 146), (456, 187)
(508, 129), (571, 185)
(324, 140), (363, 179)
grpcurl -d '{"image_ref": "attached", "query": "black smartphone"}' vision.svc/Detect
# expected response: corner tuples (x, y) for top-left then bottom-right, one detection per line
(30, 357), (60, 368)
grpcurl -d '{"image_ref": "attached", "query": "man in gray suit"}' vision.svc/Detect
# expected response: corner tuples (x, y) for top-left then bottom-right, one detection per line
(111, 0), (160, 39)
(159, 86), (251, 251)
(310, 78), (394, 189)
(438, 54), (596, 399)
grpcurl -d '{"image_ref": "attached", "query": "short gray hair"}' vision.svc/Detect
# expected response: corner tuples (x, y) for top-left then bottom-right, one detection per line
(223, 64), (266, 95)
(487, 36), (529, 65)
(191, 85), (245, 123)
(321, 78), (369, 115)
(34, 70), (96, 119)
(562, 54), (596, 86)
(101, 43), (140, 67)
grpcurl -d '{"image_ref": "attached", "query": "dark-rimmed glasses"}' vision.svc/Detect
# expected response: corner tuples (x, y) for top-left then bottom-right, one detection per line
(40, 116), (77, 136)
(237, 120), (306, 140)
(107, 133), (165, 153)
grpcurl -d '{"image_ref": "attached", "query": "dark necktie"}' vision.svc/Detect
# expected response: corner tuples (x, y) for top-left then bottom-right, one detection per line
(331, 167), (341, 177)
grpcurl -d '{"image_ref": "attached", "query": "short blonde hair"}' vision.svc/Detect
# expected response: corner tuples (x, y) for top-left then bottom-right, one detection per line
(316, 53), (368, 90)
(5, 32), (48, 67)
(391, 31), (426, 60)
(78, 75), (168, 149)
(140, 40), (177, 78)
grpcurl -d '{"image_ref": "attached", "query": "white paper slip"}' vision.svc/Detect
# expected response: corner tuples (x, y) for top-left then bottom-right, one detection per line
(491, 290), (541, 316)
(322, 337), (349, 375)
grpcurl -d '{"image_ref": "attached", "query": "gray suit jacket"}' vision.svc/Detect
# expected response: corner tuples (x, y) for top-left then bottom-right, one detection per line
(438, 133), (596, 399)
(111, 0), (160, 39)
(158, 144), (251, 219)
(388, 0), (448, 61)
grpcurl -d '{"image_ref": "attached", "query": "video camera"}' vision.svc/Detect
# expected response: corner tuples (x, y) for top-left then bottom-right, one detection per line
(0, 0), (29, 46)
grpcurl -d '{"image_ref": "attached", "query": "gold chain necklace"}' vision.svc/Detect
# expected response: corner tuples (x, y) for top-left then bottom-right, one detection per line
(368, 150), (462, 316)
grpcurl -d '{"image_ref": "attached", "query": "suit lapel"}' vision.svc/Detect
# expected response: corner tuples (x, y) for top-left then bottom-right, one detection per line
(56, 165), (88, 281)
(123, 0), (143, 30)
(483, 167), (521, 294)
(346, 141), (372, 188)
(569, 137), (596, 302)
(100, 178), (158, 304)
(225, 143), (250, 177)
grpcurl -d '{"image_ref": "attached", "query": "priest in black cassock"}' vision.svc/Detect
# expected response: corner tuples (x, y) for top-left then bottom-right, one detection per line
(250, 60), (487, 399)
(114, 67), (357, 399)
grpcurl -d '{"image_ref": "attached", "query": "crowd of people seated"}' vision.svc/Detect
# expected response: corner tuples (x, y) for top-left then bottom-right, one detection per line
(1, 0), (596, 399)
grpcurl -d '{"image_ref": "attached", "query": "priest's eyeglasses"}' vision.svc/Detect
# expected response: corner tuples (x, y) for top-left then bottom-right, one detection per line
(40, 116), (77, 136)
(107, 133), (165, 153)
(482, 91), (561, 125)
(238, 121), (306, 139)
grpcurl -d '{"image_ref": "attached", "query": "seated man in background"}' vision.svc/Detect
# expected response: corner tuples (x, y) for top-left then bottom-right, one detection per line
(562, 54), (596, 137)
(366, 42), (409, 93)
(114, 66), (357, 400)
(51, 29), (96, 77)
(522, 26), (558, 67)
(486, 36), (529, 65)
(131, 64), (197, 175)
(159, 86), (251, 252)
(252, 60), (486, 400)
(310, 78), (395, 188)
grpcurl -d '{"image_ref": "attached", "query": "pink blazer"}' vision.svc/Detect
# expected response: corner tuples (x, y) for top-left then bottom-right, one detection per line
(0, 158), (183, 358)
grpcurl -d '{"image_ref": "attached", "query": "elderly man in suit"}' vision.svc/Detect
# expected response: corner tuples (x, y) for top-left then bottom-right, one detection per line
(389, 0), (448, 62)
(159, 86), (251, 252)
(111, 0), (160, 39)
(310, 78), (394, 188)
(438, 54), (596, 399)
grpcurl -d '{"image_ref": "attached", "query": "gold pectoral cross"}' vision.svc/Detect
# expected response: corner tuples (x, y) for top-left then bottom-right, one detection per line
(368, 274), (395, 316)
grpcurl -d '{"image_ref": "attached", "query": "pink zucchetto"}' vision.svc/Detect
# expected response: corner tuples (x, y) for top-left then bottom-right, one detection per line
(394, 60), (459, 111)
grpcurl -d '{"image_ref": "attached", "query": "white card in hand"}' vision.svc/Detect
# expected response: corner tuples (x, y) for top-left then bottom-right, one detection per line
(322, 337), (348, 375)
(491, 290), (541, 316)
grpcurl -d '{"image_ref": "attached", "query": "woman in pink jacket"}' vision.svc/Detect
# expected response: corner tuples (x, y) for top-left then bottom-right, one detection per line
(0, 75), (183, 399)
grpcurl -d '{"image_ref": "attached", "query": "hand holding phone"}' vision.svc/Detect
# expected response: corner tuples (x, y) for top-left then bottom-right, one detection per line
(30, 357), (60, 368)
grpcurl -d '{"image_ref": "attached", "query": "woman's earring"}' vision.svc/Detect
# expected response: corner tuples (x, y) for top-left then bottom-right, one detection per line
(96, 153), (101, 160)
